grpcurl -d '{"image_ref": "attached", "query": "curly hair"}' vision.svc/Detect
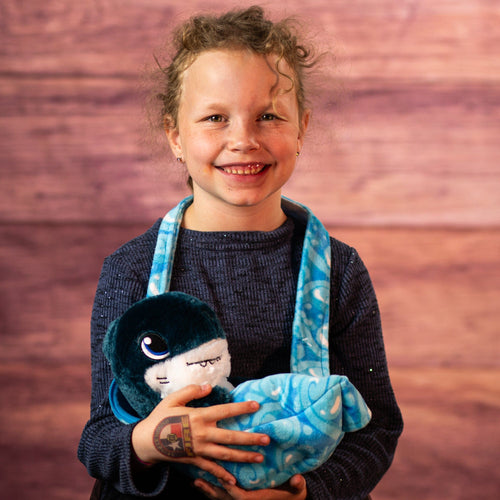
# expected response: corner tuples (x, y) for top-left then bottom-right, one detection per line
(155, 6), (318, 130)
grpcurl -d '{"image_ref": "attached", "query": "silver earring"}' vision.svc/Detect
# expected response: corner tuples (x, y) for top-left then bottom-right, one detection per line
(176, 157), (183, 162)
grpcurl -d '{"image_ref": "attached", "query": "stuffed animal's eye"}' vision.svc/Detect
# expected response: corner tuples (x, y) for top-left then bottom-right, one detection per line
(140, 333), (170, 360)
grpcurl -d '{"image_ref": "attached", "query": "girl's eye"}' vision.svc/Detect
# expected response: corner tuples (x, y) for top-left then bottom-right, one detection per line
(206, 115), (224, 123)
(260, 113), (278, 121)
(140, 333), (170, 360)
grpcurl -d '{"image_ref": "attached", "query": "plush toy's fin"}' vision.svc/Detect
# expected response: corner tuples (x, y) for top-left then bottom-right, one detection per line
(108, 379), (140, 424)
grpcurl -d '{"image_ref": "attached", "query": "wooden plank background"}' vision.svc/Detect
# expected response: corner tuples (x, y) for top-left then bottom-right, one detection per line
(1, 1), (499, 498)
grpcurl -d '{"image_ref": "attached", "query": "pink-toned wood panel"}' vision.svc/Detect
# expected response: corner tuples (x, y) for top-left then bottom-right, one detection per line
(0, 362), (96, 499)
(0, 223), (147, 363)
(331, 226), (500, 367)
(1, 1), (498, 81)
(1, 224), (498, 367)
(373, 367), (500, 499)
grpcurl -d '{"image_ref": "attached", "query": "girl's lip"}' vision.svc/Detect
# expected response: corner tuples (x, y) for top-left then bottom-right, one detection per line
(216, 162), (270, 175)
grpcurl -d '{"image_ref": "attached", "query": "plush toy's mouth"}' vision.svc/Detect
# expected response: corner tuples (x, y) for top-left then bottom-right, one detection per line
(157, 377), (169, 385)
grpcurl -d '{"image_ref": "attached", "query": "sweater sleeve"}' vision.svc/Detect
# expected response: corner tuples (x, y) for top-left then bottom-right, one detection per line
(78, 224), (174, 497)
(304, 243), (403, 499)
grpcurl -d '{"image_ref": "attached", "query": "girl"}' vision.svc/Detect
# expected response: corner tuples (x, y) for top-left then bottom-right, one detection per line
(78, 6), (403, 500)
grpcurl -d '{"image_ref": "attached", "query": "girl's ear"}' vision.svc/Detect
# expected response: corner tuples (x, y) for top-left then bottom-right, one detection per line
(164, 115), (182, 158)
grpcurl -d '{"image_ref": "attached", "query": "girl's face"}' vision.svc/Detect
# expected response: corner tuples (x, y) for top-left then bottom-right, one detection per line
(166, 49), (309, 230)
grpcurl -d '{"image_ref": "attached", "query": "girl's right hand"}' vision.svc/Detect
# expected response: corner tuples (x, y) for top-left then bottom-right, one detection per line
(131, 384), (270, 486)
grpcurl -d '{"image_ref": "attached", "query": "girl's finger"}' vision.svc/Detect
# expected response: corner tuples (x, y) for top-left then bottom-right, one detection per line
(288, 474), (306, 493)
(200, 443), (264, 464)
(160, 384), (213, 407)
(202, 400), (260, 422)
(184, 456), (236, 487)
(205, 427), (270, 447)
(194, 478), (231, 499)
(220, 474), (308, 499)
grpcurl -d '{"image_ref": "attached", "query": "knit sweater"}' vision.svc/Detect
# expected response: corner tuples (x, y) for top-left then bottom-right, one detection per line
(78, 215), (403, 500)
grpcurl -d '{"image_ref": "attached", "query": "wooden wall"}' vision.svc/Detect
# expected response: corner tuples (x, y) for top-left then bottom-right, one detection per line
(1, 1), (499, 499)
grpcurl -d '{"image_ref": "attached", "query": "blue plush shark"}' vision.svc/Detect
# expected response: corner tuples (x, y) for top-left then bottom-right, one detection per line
(104, 292), (234, 419)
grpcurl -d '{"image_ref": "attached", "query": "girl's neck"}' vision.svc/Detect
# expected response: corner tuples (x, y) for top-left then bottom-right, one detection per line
(181, 196), (287, 232)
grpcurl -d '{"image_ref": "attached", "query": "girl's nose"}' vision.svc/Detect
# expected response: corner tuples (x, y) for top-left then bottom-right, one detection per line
(227, 120), (260, 153)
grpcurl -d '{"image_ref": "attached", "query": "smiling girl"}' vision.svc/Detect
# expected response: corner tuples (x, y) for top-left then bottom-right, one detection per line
(79, 6), (403, 500)
(165, 48), (308, 232)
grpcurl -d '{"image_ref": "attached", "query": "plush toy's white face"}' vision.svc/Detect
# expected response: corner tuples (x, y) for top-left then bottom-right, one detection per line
(143, 338), (232, 398)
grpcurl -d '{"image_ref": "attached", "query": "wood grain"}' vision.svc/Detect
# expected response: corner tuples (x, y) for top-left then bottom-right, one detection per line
(374, 367), (500, 499)
(331, 226), (500, 367)
(1, 0), (498, 80)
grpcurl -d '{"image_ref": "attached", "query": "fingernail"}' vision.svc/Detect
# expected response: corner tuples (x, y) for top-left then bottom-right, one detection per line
(250, 401), (259, 410)
(260, 435), (270, 445)
(253, 454), (264, 463)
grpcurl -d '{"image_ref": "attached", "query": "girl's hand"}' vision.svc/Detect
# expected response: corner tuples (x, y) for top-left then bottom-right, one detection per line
(194, 474), (307, 500)
(131, 384), (270, 486)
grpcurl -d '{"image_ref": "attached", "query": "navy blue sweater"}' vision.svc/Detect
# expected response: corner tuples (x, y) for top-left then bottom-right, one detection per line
(78, 215), (403, 499)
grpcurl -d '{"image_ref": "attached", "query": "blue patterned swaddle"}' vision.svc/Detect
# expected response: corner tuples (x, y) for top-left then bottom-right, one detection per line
(115, 196), (372, 489)
(210, 373), (371, 489)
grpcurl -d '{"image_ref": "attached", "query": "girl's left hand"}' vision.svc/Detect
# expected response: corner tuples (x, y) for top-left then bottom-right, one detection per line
(194, 474), (307, 500)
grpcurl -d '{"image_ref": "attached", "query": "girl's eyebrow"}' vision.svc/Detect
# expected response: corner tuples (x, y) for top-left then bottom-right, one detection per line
(201, 101), (226, 109)
(191, 103), (225, 120)
(193, 102), (230, 116)
(198, 100), (282, 115)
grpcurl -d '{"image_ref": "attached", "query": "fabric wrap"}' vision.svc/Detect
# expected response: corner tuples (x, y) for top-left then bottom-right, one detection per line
(107, 196), (372, 490)
(190, 373), (371, 489)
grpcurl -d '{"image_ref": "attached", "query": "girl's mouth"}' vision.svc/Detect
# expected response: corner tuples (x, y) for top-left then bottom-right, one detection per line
(217, 162), (269, 175)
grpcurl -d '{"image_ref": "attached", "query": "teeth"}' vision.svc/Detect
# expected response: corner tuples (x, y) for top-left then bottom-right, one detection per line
(221, 163), (266, 175)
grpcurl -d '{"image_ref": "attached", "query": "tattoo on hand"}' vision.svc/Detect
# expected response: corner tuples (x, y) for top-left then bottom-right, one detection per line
(153, 415), (195, 458)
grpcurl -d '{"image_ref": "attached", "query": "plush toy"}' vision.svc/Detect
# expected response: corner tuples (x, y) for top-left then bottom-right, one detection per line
(103, 291), (372, 490)
(104, 292), (234, 418)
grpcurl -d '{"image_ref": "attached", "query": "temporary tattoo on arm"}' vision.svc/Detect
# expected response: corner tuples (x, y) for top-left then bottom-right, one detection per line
(153, 415), (195, 458)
